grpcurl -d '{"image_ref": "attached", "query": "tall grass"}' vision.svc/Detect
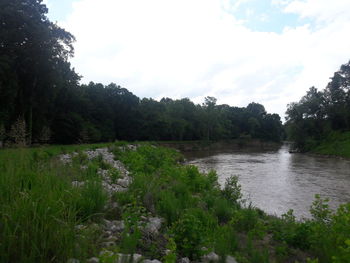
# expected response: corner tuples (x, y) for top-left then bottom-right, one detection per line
(0, 145), (109, 262)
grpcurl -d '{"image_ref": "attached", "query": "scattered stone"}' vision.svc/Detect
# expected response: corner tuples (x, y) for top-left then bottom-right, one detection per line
(60, 154), (73, 164)
(104, 236), (118, 242)
(225, 256), (237, 263)
(87, 257), (100, 263)
(142, 260), (162, 263)
(116, 178), (130, 188)
(144, 217), (163, 234)
(113, 220), (125, 231)
(127, 144), (138, 151)
(67, 258), (80, 263)
(178, 257), (190, 263)
(75, 224), (85, 231)
(101, 241), (116, 248)
(202, 252), (219, 263)
(113, 253), (143, 263)
(133, 254), (143, 262)
(103, 219), (113, 229)
(71, 181), (85, 187)
(102, 231), (112, 238)
(99, 250), (114, 257)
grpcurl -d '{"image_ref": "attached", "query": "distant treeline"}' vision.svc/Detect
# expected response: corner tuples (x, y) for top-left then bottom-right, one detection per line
(0, 0), (283, 145)
(285, 60), (350, 151)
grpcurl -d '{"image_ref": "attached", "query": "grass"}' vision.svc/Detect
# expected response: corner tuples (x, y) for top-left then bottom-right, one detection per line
(0, 144), (110, 262)
(311, 131), (350, 158)
(1, 142), (350, 262)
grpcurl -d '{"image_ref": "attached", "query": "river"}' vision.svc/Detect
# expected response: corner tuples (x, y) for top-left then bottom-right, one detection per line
(184, 144), (350, 219)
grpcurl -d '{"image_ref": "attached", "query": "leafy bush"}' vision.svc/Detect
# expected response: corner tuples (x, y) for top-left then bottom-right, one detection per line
(171, 212), (207, 260)
(222, 175), (242, 206)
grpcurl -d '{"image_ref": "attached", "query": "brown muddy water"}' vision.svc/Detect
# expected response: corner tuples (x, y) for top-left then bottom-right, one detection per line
(184, 144), (350, 219)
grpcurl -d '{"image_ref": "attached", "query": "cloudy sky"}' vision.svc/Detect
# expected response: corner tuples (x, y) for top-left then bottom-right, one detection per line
(46, 0), (350, 119)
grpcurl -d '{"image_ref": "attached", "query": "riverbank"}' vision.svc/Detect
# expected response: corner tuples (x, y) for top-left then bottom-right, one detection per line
(0, 143), (349, 262)
(310, 131), (350, 158)
(158, 139), (281, 152)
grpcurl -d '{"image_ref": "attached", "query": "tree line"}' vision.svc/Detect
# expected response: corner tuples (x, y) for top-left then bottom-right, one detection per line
(0, 0), (283, 145)
(285, 60), (350, 151)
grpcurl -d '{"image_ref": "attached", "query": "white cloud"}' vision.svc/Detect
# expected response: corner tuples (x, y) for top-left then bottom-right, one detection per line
(284, 0), (350, 22)
(60, 0), (350, 119)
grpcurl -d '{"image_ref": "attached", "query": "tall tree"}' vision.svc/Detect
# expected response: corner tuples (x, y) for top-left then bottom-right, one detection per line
(0, 0), (78, 143)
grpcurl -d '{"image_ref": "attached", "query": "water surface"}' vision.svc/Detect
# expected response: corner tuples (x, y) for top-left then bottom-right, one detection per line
(185, 144), (350, 219)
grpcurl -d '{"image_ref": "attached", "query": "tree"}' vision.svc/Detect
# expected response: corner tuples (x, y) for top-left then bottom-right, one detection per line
(0, 0), (78, 143)
(203, 96), (218, 140)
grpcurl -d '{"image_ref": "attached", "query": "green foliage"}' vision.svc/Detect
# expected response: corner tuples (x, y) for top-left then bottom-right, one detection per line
(222, 175), (243, 206)
(286, 60), (350, 155)
(312, 131), (350, 158)
(75, 181), (108, 221)
(0, 146), (108, 262)
(213, 225), (238, 257)
(163, 237), (177, 263)
(310, 194), (332, 224)
(171, 212), (207, 260)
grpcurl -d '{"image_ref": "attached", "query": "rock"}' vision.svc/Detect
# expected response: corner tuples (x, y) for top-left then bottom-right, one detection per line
(103, 219), (113, 229)
(72, 181), (85, 187)
(75, 224), (85, 231)
(102, 231), (112, 238)
(104, 236), (118, 242)
(133, 254), (143, 262)
(202, 252), (219, 263)
(113, 220), (125, 231)
(110, 224), (118, 233)
(99, 250), (114, 257)
(60, 154), (72, 164)
(116, 178), (130, 188)
(178, 257), (190, 263)
(114, 253), (143, 263)
(67, 259), (80, 263)
(101, 241), (116, 248)
(225, 256), (237, 263)
(87, 257), (100, 263)
(142, 260), (162, 263)
(144, 217), (163, 234)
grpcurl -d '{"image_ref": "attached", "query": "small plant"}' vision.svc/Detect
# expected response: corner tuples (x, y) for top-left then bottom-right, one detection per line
(119, 200), (147, 254)
(110, 168), (121, 184)
(310, 194), (331, 224)
(75, 181), (108, 220)
(222, 175), (242, 205)
(171, 212), (206, 260)
(163, 237), (177, 263)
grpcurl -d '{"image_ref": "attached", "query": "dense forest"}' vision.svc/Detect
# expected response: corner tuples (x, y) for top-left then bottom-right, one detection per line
(0, 0), (283, 146)
(285, 60), (350, 152)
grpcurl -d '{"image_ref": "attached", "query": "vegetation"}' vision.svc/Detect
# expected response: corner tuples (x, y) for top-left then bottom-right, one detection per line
(0, 0), (283, 146)
(0, 144), (110, 262)
(1, 143), (349, 262)
(286, 61), (350, 156)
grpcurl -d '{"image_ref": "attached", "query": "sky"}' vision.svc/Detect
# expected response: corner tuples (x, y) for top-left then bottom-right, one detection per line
(45, 0), (350, 119)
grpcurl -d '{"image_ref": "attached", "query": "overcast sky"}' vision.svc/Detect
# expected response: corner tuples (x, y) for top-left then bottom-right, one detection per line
(46, 0), (350, 119)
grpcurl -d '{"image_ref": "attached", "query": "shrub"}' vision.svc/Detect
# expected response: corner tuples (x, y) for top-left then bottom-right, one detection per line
(171, 212), (206, 260)
(222, 175), (242, 206)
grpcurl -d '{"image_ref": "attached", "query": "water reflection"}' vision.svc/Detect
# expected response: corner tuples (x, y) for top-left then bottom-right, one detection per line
(185, 144), (350, 219)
